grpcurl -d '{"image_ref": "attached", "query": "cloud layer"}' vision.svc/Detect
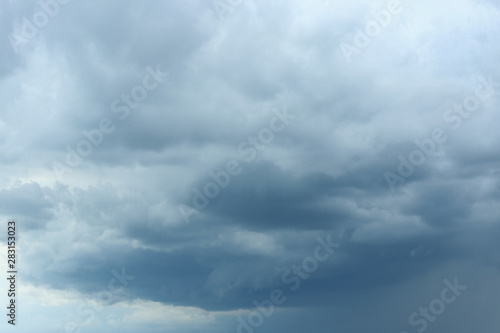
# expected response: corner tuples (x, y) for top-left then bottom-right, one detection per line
(1, 0), (500, 332)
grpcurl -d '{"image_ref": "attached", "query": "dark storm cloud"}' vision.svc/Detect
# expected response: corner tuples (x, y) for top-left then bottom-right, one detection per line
(1, 0), (500, 332)
(0, 182), (54, 229)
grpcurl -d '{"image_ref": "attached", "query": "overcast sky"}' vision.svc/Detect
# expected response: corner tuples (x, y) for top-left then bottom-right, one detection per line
(1, 0), (500, 332)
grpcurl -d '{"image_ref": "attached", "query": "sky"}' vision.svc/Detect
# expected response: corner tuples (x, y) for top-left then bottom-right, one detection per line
(1, 0), (500, 332)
